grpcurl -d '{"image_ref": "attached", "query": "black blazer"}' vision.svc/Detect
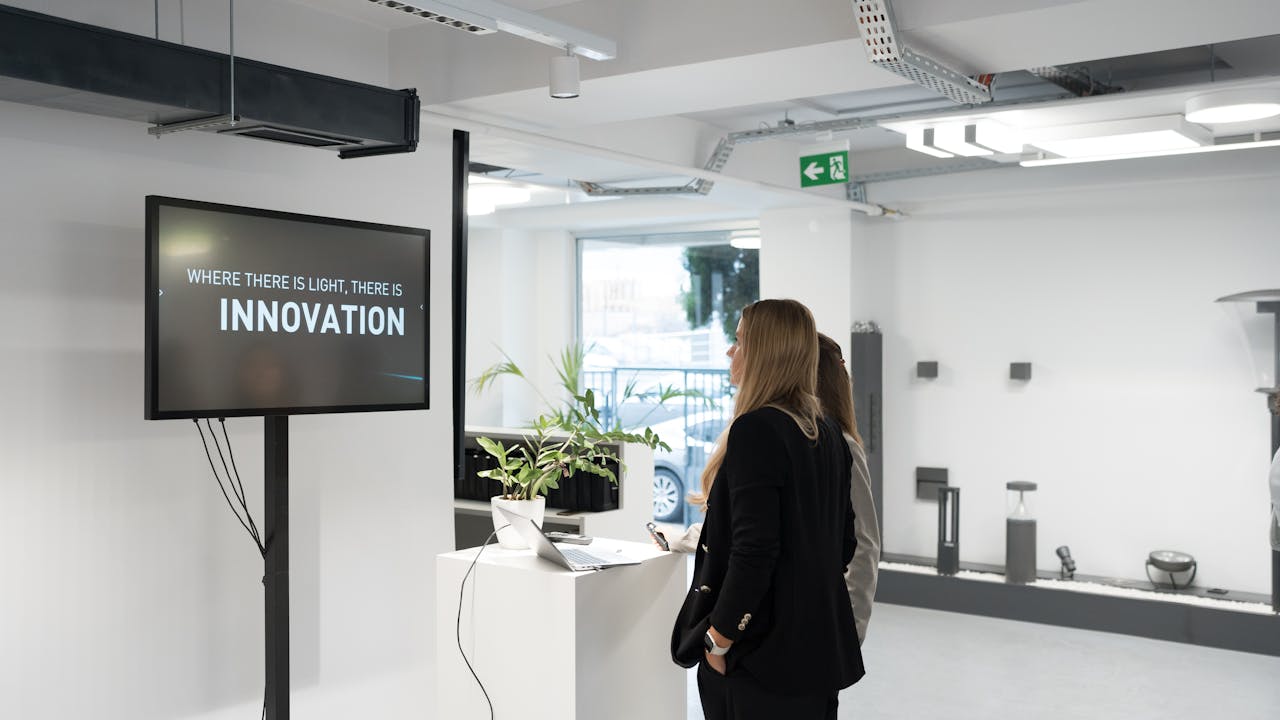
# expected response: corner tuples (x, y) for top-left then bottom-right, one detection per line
(671, 406), (864, 695)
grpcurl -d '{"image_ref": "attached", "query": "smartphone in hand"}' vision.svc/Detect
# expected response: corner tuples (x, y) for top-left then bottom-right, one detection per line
(646, 521), (670, 551)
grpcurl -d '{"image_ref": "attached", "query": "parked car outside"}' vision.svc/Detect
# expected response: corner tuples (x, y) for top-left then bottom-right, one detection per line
(649, 411), (729, 525)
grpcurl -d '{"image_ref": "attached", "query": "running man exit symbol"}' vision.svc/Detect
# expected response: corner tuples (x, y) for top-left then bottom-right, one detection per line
(799, 150), (849, 187)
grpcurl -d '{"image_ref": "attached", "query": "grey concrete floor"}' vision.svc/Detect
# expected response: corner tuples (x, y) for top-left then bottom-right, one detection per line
(688, 603), (1280, 719)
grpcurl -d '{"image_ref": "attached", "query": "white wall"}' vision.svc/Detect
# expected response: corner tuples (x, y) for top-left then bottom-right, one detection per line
(464, 229), (576, 426)
(854, 151), (1280, 594)
(0, 96), (454, 720)
(760, 206), (855, 360)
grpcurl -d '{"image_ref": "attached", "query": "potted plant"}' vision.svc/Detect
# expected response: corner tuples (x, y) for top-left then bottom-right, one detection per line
(470, 344), (681, 548)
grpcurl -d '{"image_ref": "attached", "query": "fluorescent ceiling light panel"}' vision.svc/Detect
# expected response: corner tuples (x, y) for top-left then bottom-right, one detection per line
(970, 120), (1023, 154)
(928, 121), (1022, 156)
(905, 127), (954, 158)
(932, 123), (992, 157)
(1026, 115), (1210, 158)
(1185, 89), (1280, 124)
(382, 0), (617, 59)
(1020, 136), (1280, 167)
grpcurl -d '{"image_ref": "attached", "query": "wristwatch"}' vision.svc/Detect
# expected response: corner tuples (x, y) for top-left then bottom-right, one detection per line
(703, 630), (729, 656)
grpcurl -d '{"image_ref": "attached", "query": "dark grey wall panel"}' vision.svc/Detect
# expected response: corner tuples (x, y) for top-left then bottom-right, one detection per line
(850, 330), (883, 537)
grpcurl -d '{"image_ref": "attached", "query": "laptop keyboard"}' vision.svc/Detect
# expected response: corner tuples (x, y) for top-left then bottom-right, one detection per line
(561, 548), (602, 566)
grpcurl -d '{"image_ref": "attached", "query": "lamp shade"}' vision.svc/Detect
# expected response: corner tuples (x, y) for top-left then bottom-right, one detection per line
(1216, 290), (1280, 392)
(1186, 89), (1280, 124)
(549, 53), (580, 99)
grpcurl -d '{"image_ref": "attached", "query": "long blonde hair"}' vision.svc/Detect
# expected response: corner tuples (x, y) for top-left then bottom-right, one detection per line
(817, 333), (864, 448)
(689, 299), (822, 507)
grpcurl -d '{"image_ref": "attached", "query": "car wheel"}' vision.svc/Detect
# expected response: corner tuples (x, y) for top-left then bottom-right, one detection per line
(652, 468), (684, 523)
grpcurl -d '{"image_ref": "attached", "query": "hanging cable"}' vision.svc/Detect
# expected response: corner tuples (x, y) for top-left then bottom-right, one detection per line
(194, 419), (265, 557)
(219, 418), (263, 549)
(457, 529), (504, 720)
(229, 0), (237, 126)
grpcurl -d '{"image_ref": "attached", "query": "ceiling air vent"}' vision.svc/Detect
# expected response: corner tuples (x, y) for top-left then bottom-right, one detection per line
(219, 125), (357, 148)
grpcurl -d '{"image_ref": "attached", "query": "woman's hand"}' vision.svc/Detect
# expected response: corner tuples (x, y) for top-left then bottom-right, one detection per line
(704, 650), (727, 675)
(704, 625), (732, 675)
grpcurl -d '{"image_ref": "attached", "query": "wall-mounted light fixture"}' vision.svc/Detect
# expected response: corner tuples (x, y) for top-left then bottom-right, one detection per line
(1186, 89), (1280, 124)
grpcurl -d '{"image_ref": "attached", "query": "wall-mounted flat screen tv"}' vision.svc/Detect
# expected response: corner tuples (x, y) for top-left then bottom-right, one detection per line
(145, 196), (429, 419)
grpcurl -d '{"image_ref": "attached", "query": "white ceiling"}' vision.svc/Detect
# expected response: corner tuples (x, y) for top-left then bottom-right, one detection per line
(293, 0), (1280, 226)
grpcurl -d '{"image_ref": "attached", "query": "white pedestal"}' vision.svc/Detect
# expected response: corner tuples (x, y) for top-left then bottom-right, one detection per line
(436, 539), (686, 720)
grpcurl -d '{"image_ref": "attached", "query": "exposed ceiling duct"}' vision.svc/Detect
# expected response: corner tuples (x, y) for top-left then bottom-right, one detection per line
(0, 5), (419, 158)
(852, 0), (993, 105)
(1027, 65), (1123, 97)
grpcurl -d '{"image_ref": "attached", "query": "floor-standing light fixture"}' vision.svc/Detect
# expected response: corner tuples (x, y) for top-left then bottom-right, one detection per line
(1216, 289), (1280, 612)
(937, 487), (960, 575)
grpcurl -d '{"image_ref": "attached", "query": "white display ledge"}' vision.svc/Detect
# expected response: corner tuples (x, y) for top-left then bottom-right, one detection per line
(876, 559), (1279, 657)
(880, 561), (1275, 615)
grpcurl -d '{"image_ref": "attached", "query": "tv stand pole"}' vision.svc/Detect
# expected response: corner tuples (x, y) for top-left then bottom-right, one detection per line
(264, 415), (290, 719)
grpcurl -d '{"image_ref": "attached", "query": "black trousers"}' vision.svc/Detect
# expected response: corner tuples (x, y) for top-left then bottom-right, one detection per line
(697, 662), (838, 720)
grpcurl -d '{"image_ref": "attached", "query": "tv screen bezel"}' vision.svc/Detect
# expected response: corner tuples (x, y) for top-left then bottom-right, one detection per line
(144, 195), (430, 420)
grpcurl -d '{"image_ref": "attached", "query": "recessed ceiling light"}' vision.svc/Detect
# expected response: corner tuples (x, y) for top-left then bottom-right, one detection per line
(1185, 89), (1280, 124)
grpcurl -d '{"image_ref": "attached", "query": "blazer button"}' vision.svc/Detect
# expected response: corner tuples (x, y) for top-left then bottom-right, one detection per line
(699, 585), (711, 593)
(701, 544), (710, 553)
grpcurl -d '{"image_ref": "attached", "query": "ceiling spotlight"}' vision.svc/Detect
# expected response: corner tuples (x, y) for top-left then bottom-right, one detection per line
(550, 49), (580, 99)
(1185, 89), (1280, 124)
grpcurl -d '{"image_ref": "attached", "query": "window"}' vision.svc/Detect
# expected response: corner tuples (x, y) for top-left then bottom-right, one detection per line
(578, 230), (759, 525)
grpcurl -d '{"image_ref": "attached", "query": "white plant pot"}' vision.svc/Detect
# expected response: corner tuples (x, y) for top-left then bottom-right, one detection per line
(491, 496), (546, 549)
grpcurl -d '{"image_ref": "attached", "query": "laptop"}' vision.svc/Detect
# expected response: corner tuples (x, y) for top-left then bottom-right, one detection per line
(495, 506), (640, 572)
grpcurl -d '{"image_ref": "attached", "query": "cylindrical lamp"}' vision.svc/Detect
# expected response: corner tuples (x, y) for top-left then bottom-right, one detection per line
(549, 51), (580, 99)
(1005, 481), (1038, 584)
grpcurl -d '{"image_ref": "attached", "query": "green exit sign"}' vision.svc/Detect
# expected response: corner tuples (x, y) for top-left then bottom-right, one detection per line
(799, 150), (849, 187)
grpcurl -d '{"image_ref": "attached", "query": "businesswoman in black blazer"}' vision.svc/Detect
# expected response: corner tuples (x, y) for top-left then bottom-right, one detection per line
(671, 299), (864, 719)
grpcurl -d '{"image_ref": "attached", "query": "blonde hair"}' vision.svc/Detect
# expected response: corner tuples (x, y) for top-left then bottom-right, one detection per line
(817, 333), (864, 448)
(689, 299), (822, 507)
